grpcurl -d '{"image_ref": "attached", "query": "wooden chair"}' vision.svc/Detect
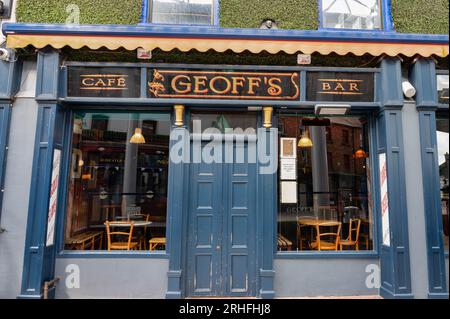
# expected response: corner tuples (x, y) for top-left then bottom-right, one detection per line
(105, 221), (139, 251)
(310, 222), (341, 251)
(340, 219), (361, 251)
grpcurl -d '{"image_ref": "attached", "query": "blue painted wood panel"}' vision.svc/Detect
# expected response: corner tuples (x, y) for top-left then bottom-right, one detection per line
(186, 141), (257, 297)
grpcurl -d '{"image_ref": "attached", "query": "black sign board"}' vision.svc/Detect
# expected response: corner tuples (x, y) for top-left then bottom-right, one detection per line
(67, 67), (141, 98)
(306, 72), (375, 102)
(147, 69), (300, 100)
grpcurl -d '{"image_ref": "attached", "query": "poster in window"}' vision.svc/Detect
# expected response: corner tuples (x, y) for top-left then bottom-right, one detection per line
(280, 158), (297, 180)
(281, 181), (297, 204)
(379, 153), (390, 247)
(46, 149), (61, 247)
(280, 138), (297, 159)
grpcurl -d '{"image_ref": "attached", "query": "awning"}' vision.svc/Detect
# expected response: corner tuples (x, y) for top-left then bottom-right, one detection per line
(2, 23), (449, 57)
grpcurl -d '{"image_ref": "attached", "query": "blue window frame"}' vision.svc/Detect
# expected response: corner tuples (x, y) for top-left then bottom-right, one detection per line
(318, 0), (394, 31)
(141, 0), (219, 26)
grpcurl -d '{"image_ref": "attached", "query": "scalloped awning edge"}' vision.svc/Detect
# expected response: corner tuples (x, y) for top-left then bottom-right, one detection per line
(6, 34), (449, 57)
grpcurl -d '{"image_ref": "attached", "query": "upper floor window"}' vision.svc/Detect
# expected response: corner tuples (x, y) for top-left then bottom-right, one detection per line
(321, 0), (383, 30)
(149, 0), (215, 25)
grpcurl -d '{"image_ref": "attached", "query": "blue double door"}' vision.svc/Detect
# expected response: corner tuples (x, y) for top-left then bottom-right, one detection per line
(186, 141), (258, 297)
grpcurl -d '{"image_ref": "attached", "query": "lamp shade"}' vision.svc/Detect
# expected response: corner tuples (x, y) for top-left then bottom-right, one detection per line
(298, 130), (313, 148)
(130, 128), (146, 144)
(354, 149), (368, 158)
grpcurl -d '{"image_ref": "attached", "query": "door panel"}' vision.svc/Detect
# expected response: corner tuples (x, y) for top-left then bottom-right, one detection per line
(187, 153), (222, 296)
(222, 142), (257, 296)
(187, 141), (257, 297)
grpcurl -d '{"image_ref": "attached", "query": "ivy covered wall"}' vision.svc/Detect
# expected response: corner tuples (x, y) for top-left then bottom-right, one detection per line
(14, 0), (449, 35)
(219, 0), (318, 29)
(391, 0), (449, 34)
(16, 0), (142, 24)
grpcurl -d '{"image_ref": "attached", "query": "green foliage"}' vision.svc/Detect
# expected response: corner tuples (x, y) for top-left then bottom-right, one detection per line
(220, 0), (318, 29)
(60, 47), (376, 68)
(14, 0), (448, 35)
(16, 0), (142, 24)
(391, 0), (449, 34)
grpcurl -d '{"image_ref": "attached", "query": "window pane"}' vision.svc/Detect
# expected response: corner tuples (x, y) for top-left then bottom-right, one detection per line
(151, 0), (213, 25)
(322, 0), (382, 30)
(437, 75), (449, 105)
(64, 112), (170, 251)
(277, 115), (374, 252)
(436, 116), (449, 251)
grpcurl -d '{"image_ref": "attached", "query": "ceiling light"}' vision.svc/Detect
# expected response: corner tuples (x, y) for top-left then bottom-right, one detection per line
(130, 128), (146, 144)
(315, 104), (351, 116)
(298, 130), (313, 148)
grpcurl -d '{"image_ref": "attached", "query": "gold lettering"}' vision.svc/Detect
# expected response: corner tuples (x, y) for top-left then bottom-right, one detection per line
(107, 78), (116, 87)
(193, 76), (208, 94)
(268, 78), (282, 96)
(117, 78), (127, 87)
(172, 75), (192, 94)
(210, 76), (231, 94)
(81, 78), (95, 87)
(322, 82), (332, 91)
(335, 83), (345, 91)
(231, 77), (246, 94)
(248, 77), (262, 95)
(96, 79), (107, 87)
(349, 82), (360, 91)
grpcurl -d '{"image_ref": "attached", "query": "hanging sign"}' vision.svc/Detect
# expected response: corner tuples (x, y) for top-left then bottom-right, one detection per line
(306, 72), (375, 102)
(67, 67), (141, 98)
(46, 149), (61, 247)
(379, 153), (391, 247)
(147, 69), (300, 100)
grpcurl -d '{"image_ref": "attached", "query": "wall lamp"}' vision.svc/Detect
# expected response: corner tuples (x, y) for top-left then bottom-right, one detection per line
(315, 104), (351, 116)
(402, 80), (416, 98)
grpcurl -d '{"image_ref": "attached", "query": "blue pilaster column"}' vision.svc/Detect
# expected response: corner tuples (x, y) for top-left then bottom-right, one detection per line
(258, 127), (277, 299)
(166, 123), (189, 299)
(411, 58), (448, 299)
(0, 53), (21, 220)
(377, 57), (413, 299)
(19, 49), (64, 299)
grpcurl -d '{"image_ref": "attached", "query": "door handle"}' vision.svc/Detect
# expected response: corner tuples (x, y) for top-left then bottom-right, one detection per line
(216, 245), (220, 250)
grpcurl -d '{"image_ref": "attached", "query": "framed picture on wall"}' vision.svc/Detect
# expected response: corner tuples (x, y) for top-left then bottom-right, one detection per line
(280, 138), (297, 159)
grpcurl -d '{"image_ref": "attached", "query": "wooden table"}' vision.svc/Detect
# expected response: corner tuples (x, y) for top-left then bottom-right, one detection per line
(65, 231), (104, 250)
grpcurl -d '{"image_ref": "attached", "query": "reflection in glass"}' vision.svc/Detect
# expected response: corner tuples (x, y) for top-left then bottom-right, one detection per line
(277, 115), (374, 252)
(436, 116), (449, 251)
(151, 0), (213, 25)
(322, 0), (382, 30)
(64, 112), (170, 251)
(437, 75), (449, 105)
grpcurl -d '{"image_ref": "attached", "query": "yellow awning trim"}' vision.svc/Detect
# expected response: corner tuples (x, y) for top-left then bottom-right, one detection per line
(6, 34), (449, 57)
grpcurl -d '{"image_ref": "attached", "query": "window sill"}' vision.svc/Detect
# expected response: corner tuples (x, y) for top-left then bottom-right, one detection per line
(57, 251), (169, 259)
(275, 251), (379, 259)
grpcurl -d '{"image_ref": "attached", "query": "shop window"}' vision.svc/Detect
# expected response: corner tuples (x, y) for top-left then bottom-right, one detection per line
(64, 112), (171, 252)
(436, 115), (449, 251)
(149, 0), (215, 25)
(277, 115), (374, 252)
(437, 74), (449, 105)
(320, 0), (382, 30)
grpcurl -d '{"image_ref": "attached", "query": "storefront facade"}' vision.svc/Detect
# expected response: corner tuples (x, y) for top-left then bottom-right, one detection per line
(0, 1), (448, 299)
